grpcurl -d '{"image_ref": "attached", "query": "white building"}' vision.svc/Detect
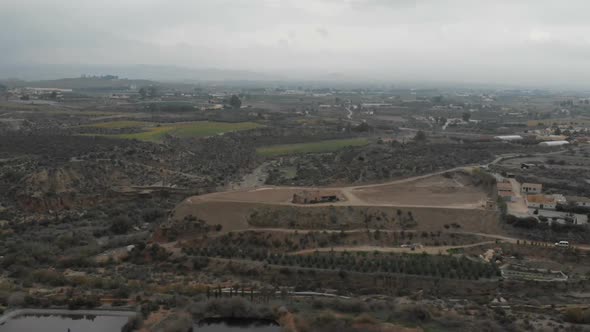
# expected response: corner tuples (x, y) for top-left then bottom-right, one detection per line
(521, 183), (542, 194)
(526, 195), (557, 210)
(566, 196), (590, 207)
(539, 140), (569, 147)
(494, 135), (523, 141)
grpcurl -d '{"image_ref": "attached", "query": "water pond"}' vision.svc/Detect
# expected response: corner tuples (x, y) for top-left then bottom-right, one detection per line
(0, 310), (134, 332)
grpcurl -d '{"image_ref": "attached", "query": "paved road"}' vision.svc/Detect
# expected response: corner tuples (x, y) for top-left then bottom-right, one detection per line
(345, 106), (353, 120)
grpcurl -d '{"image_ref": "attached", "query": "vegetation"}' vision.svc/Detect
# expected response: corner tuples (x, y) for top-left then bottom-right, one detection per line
(186, 248), (500, 280)
(84, 121), (263, 141)
(563, 307), (590, 324)
(81, 121), (148, 129)
(2, 77), (590, 331)
(257, 138), (370, 157)
(229, 95), (242, 109)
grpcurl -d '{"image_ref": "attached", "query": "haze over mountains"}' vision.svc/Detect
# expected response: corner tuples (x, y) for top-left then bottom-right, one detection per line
(0, 64), (282, 83)
(3, 0), (590, 88)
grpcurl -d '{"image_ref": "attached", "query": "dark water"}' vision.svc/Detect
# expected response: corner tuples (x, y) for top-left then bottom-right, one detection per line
(195, 318), (280, 331)
(0, 314), (129, 332)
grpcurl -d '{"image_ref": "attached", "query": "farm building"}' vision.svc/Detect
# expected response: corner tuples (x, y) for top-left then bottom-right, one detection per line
(539, 140), (569, 147)
(526, 195), (557, 210)
(521, 183), (542, 194)
(498, 191), (515, 202)
(292, 190), (340, 204)
(494, 135), (523, 141)
(526, 194), (565, 210)
(537, 135), (567, 141)
(497, 181), (515, 202)
(566, 196), (590, 207)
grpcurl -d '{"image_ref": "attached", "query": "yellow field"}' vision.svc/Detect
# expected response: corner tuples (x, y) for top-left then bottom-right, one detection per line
(83, 121), (263, 142)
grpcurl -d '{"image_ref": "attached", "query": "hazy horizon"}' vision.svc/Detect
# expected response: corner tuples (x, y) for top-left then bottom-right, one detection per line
(2, 1), (590, 87)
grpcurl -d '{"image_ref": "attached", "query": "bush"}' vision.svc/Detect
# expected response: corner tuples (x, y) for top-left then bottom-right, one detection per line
(7, 292), (25, 307)
(400, 305), (432, 323)
(505, 215), (538, 229)
(563, 307), (590, 324)
(141, 208), (166, 223)
(111, 216), (133, 235)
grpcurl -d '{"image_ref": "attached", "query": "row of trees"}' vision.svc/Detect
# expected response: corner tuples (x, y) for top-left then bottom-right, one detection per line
(187, 245), (499, 280)
(265, 253), (500, 280)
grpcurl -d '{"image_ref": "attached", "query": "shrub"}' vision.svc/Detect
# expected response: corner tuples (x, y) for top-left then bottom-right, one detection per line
(563, 307), (590, 324)
(110, 216), (133, 234)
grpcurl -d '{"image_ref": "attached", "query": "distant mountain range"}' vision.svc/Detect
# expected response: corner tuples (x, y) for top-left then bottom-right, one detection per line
(0, 64), (283, 82)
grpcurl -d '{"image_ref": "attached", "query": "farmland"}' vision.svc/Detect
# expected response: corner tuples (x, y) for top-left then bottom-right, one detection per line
(83, 120), (263, 141)
(2, 77), (590, 332)
(256, 137), (370, 156)
(83, 120), (148, 129)
(170, 170), (501, 235)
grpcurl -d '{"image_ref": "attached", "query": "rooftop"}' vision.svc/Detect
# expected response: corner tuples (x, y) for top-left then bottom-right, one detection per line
(497, 182), (513, 192)
(566, 196), (590, 203)
(526, 194), (555, 204)
(522, 183), (542, 188)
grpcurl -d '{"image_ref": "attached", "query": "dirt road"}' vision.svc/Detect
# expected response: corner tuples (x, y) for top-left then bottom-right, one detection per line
(187, 164), (486, 210)
(291, 241), (497, 256)
(238, 228), (590, 251)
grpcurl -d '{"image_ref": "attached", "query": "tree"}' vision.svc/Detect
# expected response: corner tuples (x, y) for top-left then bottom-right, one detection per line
(0, 84), (7, 93)
(229, 95), (242, 109)
(139, 86), (158, 98)
(431, 96), (443, 103)
(352, 122), (370, 132)
(147, 86), (159, 98)
(413, 130), (426, 141)
(462, 111), (471, 122)
(110, 216), (133, 235)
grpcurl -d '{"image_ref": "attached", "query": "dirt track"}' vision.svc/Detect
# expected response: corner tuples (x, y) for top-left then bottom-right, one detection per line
(231, 228), (590, 252)
(172, 166), (505, 236)
(185, 168), (488, 210)
(292, 242), (497, 255)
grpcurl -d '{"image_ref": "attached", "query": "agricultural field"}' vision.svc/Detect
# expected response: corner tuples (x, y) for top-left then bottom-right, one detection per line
(83, 120), (263, 141)
(3, 76), (590, 332)
(170, 171), (501, 235)
(527, 117), (590, 127)
(257, 137), (370, 156)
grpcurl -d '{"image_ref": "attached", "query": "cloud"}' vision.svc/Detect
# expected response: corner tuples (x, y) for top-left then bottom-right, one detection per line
(315, 27), (329, 38)
(2, 0), (590, 86)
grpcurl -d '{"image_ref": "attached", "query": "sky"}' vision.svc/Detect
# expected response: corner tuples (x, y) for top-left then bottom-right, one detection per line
(2, 0), (590, 86)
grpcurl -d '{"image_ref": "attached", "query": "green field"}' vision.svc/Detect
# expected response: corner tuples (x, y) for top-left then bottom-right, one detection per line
(84, 121), (263, 142)
(257, 138), (370, 157)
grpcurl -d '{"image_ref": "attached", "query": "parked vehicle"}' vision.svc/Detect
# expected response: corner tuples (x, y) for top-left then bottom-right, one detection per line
(554, 241), (570, 248)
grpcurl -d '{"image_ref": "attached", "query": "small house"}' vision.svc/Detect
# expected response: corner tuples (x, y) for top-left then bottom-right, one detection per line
(521, 183), (542, 194)
(526, 194), (556, 210)
(566, 196), (590, 207)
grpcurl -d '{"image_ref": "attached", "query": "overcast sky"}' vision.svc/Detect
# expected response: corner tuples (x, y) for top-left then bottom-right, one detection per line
(2, 0), (590, 86)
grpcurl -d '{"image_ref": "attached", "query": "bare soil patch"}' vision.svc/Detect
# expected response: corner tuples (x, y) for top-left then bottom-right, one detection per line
(352, 173), (487, 208)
